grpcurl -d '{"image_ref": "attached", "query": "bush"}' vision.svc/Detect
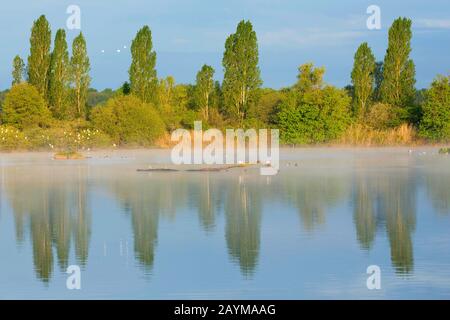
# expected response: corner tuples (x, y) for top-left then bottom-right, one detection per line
(366, 103), (408, 130)
(24, 126), (112, 151)
(91, 95), (165, 146)
(2, 83), (52, 129)
(0, 126), (30, 151)
(419, 75), (450, 141)
(278, 86), (351, 144)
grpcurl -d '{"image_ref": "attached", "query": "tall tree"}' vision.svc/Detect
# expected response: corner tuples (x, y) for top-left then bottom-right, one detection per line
(351, 42), (376, 118)
(12, 55), (25, 86)
(49, 29), (70, 119)
(27, 15), (52, 98)
(157, 76), (175, 107)
(373, 61), (383, 102)
(70, 32), (91, 119)
(194, 64), (215, 120)
(129, 26), (157, 103)
(380, 18), (416, 109)
(222, 20), (262, 123)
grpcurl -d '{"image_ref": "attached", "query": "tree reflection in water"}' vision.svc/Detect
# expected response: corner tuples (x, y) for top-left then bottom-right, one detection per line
(4, 165), (90, 283)
(2, 154), (449, 282)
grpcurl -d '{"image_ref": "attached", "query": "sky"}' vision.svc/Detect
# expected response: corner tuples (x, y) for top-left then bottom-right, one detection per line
(0, 0), (449, 90)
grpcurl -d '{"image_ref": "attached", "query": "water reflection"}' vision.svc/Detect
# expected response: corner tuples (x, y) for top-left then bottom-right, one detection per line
(224, 175), (262, 276)
(424, 172), (450, 216)
(0, 153), (449, 285)
(352, 167), (416, 274)
(3, 165), (91, 282)
(282, 169), (349, 231)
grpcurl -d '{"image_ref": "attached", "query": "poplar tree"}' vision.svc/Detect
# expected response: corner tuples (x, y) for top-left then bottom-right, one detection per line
(129, 26), (157, 103)
(70, 32), (91, 119)
(194, 64), (215, 120)
(12, 55), (25, 86)
(222, 20), (262, 123)
(351, 42), (376, 119)
(380, 18), (416, 109)
(27, 15), (51, 98)
(373, 61), (383, 102)
(49, 29), (70, 119)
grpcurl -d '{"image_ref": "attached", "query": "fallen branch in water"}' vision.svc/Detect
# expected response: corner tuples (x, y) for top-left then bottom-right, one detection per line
(136, 164), (253, 173)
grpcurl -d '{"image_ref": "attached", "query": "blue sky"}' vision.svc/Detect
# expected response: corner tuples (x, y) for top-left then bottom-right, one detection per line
(0, 0), (449, 90)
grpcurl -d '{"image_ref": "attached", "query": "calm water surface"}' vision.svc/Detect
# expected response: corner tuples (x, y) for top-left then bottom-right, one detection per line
(0, 148), (449, 299)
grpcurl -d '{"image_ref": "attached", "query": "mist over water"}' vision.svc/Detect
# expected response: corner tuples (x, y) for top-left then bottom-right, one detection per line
(0, 148), (449, 299)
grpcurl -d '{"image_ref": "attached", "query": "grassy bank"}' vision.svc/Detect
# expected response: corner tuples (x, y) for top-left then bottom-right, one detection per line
(1, 122), (448, 153)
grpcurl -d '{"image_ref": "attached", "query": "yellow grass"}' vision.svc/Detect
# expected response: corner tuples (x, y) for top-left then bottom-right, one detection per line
(338, 123), (418, 146)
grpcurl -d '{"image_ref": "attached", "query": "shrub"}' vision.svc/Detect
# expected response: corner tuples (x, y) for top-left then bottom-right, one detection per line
(366, 102), (408, 130)
(91, 95), (165, 146)
(0, 126), (30, 151)
(419, 75), (450, 141)
(23, 126), (112, 151)
(2, 83), (52, 129)
(278, 86), (351, 144)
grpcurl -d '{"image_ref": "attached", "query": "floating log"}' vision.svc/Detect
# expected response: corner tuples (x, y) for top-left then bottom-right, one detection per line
(136, 164), (252, 173)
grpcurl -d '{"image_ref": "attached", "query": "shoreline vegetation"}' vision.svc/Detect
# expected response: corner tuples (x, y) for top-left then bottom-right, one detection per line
(0, 16), (449, 153)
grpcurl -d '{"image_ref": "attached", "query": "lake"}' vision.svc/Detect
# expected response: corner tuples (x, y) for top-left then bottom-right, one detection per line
(0, 148), (449, 299)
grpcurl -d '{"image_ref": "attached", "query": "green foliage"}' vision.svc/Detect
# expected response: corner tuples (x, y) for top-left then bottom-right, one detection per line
(156, 76), (175, 107)
(351, 43), (376, 118)
(419, 75), (450, 141)
(373, 61), (383, 102)
(366, 102), (407, 130)
(121, 82), (131, 95)
(155, 78), (193, 130)
(194, 64), (215, 121)
(0, 126), (30, 150)
(87, 88), (115, 107)
(12, 55), (25, 86)
(2, 83), (51, 129)
(380, 18), (416, 110)
(27, 15), (51, 98)
(24, 124), (112, 151)
(0, 90), (7, 112)
(277, 64), (352, 144)
(222, 20), (262, 123)
(2, 15), (450, 148)
(248, 88), (286, 126)
(49, 29), (70, 119)
(70, 32), (91, 119)
(278, 84), (351, 144)
(296, 63), (325, 93)
(91, 95), (165, 146)
(129, 26), (157, 103)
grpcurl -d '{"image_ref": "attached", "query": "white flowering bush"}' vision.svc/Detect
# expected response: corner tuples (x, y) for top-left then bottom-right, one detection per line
(0, 126), (30, 150)
(24, 126), (112, 151)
